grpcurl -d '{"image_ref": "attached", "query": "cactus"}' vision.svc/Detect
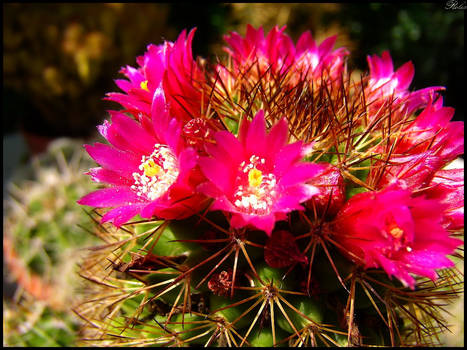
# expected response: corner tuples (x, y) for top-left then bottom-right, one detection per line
(75, 26), (464, 346)
(3, 138), (100, 346)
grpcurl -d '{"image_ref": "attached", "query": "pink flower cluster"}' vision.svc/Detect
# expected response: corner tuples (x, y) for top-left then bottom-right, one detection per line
(79, 26), (463, 289)
(224, 24), (348, 80)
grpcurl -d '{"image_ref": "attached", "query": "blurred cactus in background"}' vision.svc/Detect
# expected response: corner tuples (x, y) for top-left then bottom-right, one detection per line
(3, 138), (100, 346)
(74, 24), (463, 347)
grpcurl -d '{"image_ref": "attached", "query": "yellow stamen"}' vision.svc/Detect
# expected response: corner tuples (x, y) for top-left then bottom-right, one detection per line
(140, 80), (149, 92)
(389, 227), (404, 239)
(143, 159), (161, 177)
(248, 168), (263, 188)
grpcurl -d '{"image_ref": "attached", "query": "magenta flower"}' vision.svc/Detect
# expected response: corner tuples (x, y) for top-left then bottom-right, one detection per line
(395, 97), (464, 163)
(106, 29), (203, 123)
(223, 24), (347, 80)
(293, 30), (348, 80)
(198, 110), (323, 235)
(106, 42), (166, 118)
(223, 25), (295, 75)
(423, 169), (464, 231)
(369, 97), (464, 191)
(332, 184), (462, 288)
(78, 90), (206, 227)
(366, 51), (443, 115)
(163, 28), (205, 122)
(369, 151), (445, 191)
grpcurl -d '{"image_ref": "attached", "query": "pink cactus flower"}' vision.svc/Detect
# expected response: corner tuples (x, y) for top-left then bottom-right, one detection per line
(223, 24), (347, 80)
(369, 97), (464, 191)
(106, 42), (167, 118)
(198, 110), (323, 235)
(369, 151), (445, 191)
(332, 184), (463, 288)
(106, 29), (203, 123)
(294, 31), (349, 80)
(366, 51), (443, 115)
(423, 169), (464, 231)
(78, 90), (206, 227)
(395, 97), (464, 163)
(223, 24), (295, 75)
(163, 28), (205, 122)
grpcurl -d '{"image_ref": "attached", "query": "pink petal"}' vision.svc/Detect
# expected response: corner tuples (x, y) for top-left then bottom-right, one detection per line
(198, 157), (233, 194)
(214, 131), (244, 164)
(401, 250), (455, 270)
(245, 110), (266, 155)
(380, 51), (394, 77)
(273, 141), (304, 178)
(197, 182), (224, 199)
(86, 167), (132, 186)
(105, 92), (151, 115)
(273, 184), (318, 212)
(278, 162), (322, 188)
(318, 35), (337, 57)
(115, 79), (133, 93)
(296, 31), (316, 55)
(85, 143), (141, 178)
(77, 187), (141, 207)
(372, 252), (415, 289)
(111, 112), (156, 154)
(101, 204), (146, 227)
(247, 213), (277, 235)
(394, 61), (414, 91)
(177, 147), (198, 178)
(267, 117), (288, 156)
(97, 119), (138, 154)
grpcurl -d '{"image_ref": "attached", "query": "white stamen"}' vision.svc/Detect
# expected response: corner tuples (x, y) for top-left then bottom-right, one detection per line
(131, 144), (179, 201)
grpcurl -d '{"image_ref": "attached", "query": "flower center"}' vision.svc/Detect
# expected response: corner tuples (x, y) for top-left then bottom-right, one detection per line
(383, 216), (413, 255)
(140, 80), (149, 92)
(233, 155), (277, 215)
(389, 227), (404, 239)
(248, 168), (263, 187)
(131, 144), (179, 201)
(142, 159), (162, 177)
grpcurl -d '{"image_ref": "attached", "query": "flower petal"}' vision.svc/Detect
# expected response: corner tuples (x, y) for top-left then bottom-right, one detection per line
(77, 187), (141, 207)
(199, 156), (234, 194)
(110, 112), (156, 154)
(273, 184), (318, 212)
(267, 117), (288, 156)
(278, 162), (323, 188)
(245, 110), (267, 155)
(101, 204), (146, 227)
(273, 141), (304, 178)
(85, 143), (141, 178)
(86, 167), (132, 186)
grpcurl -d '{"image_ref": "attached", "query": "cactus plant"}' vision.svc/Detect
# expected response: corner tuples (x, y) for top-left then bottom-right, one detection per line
(3, 138), (100, 346)
(75, 26), (464, 346)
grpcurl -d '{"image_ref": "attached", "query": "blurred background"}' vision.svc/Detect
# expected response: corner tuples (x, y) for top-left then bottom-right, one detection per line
(3, 3), (464, 346)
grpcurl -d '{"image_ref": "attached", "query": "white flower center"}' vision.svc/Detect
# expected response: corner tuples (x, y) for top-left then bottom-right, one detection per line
(131, 144), (179, 201)
(233, 155), (277, 215)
